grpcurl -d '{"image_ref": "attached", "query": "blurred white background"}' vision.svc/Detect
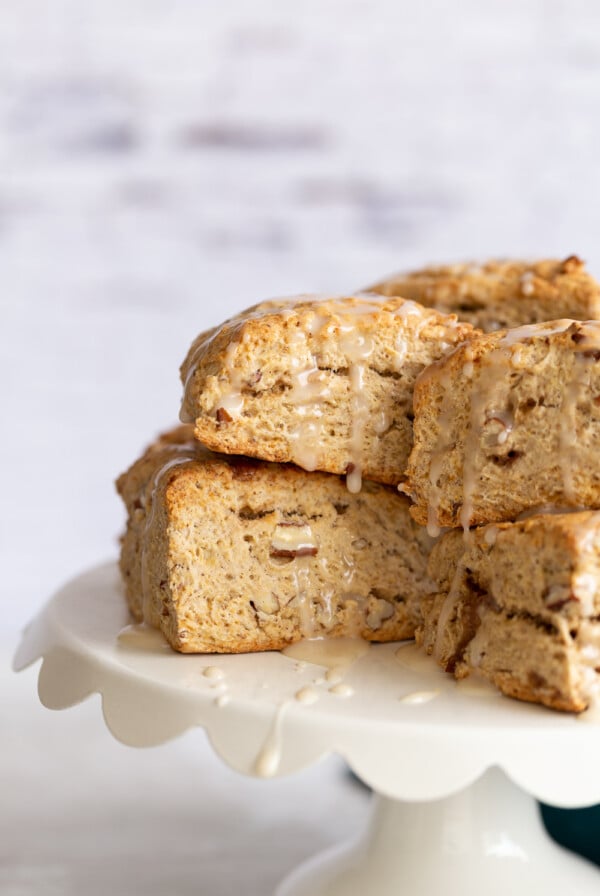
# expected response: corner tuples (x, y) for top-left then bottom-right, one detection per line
(5, 0), (600, 635)
(4, 2), (600, 892)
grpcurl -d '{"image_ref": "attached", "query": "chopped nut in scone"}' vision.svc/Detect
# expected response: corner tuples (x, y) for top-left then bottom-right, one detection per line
(180, 295), (475, 489)
(421, 512), (600, 712)
(406, 319), (600, 531)
(368, 256), (600, 333)
(116, 425), (435, 653)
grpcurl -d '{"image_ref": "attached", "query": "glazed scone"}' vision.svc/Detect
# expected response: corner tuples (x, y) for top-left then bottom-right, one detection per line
(179, 295), (475, 490)
(419, 513), (600, 712)
(116, 426), (435, 653)
(406, 319), (600, 532)
(369, 256), (600, 333)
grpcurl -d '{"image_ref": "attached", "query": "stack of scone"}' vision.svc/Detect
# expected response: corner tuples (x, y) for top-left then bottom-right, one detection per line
(117, 296), (473, 652)
(377, 256), (600, 712)
(118, 256), (600, 713)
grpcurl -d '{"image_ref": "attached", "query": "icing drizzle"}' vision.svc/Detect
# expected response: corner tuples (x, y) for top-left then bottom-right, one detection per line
(181, 294), (465, 492)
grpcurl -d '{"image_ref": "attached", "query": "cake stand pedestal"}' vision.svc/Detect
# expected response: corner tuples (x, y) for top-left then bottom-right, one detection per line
(14, 563), (600, 896)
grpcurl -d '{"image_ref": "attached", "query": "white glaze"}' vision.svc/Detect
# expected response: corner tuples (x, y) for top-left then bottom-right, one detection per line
(203, 665), (225, 681)
(426, 319), (600, 534)
(214, 693), (231, 708)
(329, 683), (354, 697)
(213, 340), (247, 419)
(270, 522), (318, 557)
(295, 686), (320, 705)
(366, 598), (394, 631)
(497, 319), (572, 348)
(325, 668), (343, 685)
(254, 700), (290, 777)
(183, 295), (463, 497)
(456, 675), (502, 698)
(282, 636), (370, 671)
(289, 556), (315, 639)
(289, 419), (322, 471)
(116, 623), (170, 652)
(340, 324), (375, 493)
(483, 526), (499, 546)
(572, 572), (598, 615)
(460, 348), (509, 533)
(394, 641), (442, 677)
(398, 690), (439, 705)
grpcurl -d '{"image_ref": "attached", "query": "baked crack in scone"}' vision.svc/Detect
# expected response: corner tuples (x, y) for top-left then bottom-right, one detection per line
(116, 426), (435, 653)
(419, 513), (600, 712)
(179, 295), (475, 490)
(369, 256), (600, 333)
(405, 319), (600, 532)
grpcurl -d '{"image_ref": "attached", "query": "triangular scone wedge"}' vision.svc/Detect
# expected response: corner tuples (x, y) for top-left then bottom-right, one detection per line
(419, 513), (600, 712)
(179, 295), (475, 489)
(116, 426), (435, 653)
(405, 319), (600, 531)
(368, 256), (600, 333)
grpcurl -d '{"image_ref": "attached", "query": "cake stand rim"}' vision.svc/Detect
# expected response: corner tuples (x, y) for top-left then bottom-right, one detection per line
(13, 560), (600, 807)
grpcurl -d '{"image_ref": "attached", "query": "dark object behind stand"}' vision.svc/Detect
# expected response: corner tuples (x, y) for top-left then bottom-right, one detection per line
(540, 804), (600, 867)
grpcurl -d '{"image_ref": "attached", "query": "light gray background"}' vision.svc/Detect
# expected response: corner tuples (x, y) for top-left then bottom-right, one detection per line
(5, 0), (600, 635)
(3, 2), (600, 892)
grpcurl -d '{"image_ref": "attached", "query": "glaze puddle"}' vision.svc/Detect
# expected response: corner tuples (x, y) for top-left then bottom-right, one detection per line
(117, 623), (171, 652)
(394, 642), (439, 676)
(282, 637), (370, 673)
(399, 689), (439, 705)
(456, 675), (502, 698)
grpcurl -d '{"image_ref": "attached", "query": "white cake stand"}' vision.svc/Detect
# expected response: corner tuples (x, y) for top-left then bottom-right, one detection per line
(14, 563), (600, 895)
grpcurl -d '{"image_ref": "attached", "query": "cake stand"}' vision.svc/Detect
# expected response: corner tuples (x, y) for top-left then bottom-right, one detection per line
(14, 562), (600, 895)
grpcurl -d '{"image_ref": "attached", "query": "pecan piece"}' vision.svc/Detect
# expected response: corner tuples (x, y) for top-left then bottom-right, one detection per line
(216, 407), (232, 423)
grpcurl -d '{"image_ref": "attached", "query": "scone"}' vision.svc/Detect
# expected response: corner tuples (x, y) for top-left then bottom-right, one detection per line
(179, 295), (475, 490)
(368, 256), (600, 333)
(405, 319), (600, 532)
(116, 426), (435, 653)
(419, 513), (600, 712)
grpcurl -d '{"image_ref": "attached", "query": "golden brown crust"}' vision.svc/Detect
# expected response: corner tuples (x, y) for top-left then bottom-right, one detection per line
(116, 425), (435, 653)
(369, 256), (600, 333)
(179, 295), (475, 485)
(420, 512), (600, 712)
(406, 319), (600, 529)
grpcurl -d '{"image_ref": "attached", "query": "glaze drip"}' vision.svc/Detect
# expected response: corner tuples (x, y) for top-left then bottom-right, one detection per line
(423, 319), (600, 534)
(181, 294), (465, 492)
